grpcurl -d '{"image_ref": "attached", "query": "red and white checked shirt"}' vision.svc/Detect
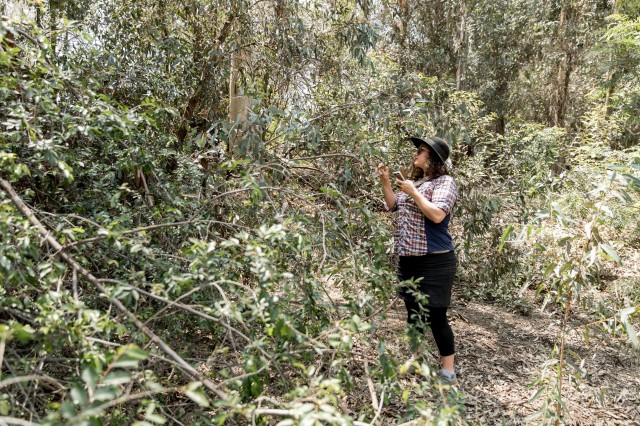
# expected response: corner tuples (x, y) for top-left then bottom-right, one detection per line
(391, 175), (458, 256)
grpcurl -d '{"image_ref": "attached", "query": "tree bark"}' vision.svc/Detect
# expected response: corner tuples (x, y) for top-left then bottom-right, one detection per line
(550, 1), (573, 127)
(603, 0), (618, 117)
(553, 52), (572, 127)
(455, 1), (467, 90)
(228, 47), (251, 156)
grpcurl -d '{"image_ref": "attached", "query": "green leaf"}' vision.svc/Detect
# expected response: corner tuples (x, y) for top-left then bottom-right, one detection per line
(622, 173), (640, 192)
(0, 400), (10, 416)
(498, 224), (513, 252)
(103, 371), (132, 386)
(185, 383), (210, 407)
(70, 384), (88, 405)
(620, 307), (639, 348)
(524, 408), (544, 422)
(93, 385), (122, 401)
(620, 307), (636, 320)
(12, 324), (35, 343)
(145, 414), (166, 425)
(623, 321), (639, 349)
(144, 402), (166, 425)
(113, 345), (149, 368)
(81, 366), (99, 389)
(57, 160), (74, 181)
(599, 244), (622, 265)
(61, 399), (77, 419)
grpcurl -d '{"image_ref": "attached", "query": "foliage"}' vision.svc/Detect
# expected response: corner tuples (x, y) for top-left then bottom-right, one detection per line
(1, 0), (639, 424)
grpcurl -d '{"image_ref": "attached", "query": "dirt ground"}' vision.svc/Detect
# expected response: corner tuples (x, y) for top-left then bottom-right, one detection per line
(374, 297), (640, 425)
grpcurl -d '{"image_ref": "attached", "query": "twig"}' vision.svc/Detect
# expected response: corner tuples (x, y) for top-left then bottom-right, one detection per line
(250, 407), (372, 426)
(0, 375), (66, 392)
(556, 289), (572, 425)
(142, 285), (204, 327)
(61, 220), (194, 249)
(0, 417), (41, 426)
(370, 387), (386, 425)
(72, 266), (80, 322)
(0, 336), (5, 381)
(0, 178), (228, 400)
(287, 153), (362, 163)
(0, 307), (36, 325)
(86, 336), (121, 347)
(69, 387), (181, 422)
(364, 360), (379, 411)
(2, 355), (37, 415)
(136, 168), (154, 207)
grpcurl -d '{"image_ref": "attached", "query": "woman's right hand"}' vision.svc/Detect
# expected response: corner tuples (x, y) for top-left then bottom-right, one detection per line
(377, 163), (390, 182)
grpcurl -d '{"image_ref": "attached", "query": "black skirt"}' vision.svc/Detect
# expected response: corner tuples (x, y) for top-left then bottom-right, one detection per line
(398, 251), (457, 307)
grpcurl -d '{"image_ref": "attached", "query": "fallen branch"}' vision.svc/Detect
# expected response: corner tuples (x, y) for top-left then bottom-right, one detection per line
(0, 178), (227, 400)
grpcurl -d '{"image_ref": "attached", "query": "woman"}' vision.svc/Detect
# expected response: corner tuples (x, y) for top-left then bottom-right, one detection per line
(377, 136), (458, 385)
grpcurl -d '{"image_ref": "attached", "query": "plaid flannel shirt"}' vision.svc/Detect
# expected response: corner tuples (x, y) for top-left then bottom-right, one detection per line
(392, 175), (458, 256)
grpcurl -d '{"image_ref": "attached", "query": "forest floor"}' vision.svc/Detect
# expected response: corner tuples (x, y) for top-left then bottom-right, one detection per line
(371, 295), (640, 425)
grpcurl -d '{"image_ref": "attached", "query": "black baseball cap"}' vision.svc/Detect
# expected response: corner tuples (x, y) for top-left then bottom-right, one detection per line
(410, 136), (450, 163)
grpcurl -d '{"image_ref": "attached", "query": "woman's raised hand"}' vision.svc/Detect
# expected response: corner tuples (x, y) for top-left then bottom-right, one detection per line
(395, 178), (417, 197)
(376, 163), (390, 182)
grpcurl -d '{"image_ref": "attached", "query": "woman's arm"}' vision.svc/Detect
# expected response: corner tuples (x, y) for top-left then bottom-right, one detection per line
(377, 164), (397, 210)
(395, 179), (447, 223)
(410, 189), (447, 223)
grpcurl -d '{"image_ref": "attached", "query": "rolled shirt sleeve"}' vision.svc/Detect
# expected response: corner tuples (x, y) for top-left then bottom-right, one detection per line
(429, 175), (457, 214)
(390, 192), (400, 212)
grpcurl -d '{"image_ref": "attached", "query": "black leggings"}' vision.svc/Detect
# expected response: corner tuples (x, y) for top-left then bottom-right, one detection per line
(404, 298), (455, 357)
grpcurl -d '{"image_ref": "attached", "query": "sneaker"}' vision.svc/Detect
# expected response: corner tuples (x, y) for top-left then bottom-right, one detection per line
(436, 369), (458, 386)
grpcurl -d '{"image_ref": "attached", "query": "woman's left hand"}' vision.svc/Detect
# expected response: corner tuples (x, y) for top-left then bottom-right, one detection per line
(395, 178), (418, 197)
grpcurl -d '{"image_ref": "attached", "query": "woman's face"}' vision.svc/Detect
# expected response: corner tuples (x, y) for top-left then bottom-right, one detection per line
(413, 144), (430, 170)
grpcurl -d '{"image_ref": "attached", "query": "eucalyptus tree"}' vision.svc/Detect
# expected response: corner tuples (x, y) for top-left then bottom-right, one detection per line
(595, 12), (640, 147)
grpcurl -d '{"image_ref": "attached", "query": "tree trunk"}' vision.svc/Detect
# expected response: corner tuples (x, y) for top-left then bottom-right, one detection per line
(49, 0), (57, 56)
(396, 0), (410, 72)
(550, 2), (572, 127)
(176, 14), (235, 145)
(228, 49), (251, 156)
(603, 0), (618, 117)
(553, 52), (572, 127)
(455, 1), (467, 90)
(496, 114), (506, 135)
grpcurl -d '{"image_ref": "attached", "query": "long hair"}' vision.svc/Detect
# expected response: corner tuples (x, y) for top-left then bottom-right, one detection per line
(410, 146), (450, 180)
